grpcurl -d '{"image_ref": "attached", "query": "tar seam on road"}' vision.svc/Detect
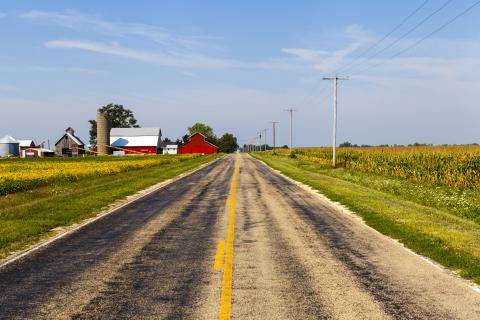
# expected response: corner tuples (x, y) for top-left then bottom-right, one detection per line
(218, 154), (240, 319)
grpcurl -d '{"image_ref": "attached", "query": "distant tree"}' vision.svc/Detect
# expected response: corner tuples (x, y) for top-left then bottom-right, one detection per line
(187, 123), (216, 142)
(340, 141), (360, 147)
(175, 138), (183, 146)
(163, 137), (172, 144)
(182, 134), (190, 144)
(217, 133), (238, 153)
(88, 104), (140, 145)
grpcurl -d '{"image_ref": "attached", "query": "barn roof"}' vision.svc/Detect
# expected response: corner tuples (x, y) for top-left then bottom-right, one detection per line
(110, 128), (161, 137)
(187, 132), (219, 148)
(17, 140), (35, 147)
(54, 130), (85, 147)
(0, 135), (19, 144)
(66, 133), (84, 145)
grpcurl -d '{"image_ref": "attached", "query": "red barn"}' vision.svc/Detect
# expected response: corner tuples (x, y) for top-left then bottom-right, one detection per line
(178, 133), (219, 154)
(110, 128), (162, 155)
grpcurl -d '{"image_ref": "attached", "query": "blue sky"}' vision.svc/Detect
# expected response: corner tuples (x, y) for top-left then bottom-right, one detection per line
(1, 0), (479, 147)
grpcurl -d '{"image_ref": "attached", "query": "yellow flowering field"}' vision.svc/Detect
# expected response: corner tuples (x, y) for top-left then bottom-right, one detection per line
(272, 145), (480, 189)
(0, 154), (200, 195)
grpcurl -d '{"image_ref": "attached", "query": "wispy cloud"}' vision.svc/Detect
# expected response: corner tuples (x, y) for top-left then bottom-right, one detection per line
(45, 39), (239, 68)
(281, 48), (329, 62)
(20, 10), (223, 51)
(180, 71), (200, 78)
(21, 9), (237, 69)
(259, 24), (372, 74)
(0, 12), (7, 18)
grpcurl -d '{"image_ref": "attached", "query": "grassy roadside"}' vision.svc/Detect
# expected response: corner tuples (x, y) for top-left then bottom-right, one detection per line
(252, 153), (480, 284)
(0, 154), (220, 260)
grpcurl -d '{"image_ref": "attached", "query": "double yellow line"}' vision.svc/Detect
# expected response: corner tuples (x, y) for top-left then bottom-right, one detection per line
(214, 154), (240, 319)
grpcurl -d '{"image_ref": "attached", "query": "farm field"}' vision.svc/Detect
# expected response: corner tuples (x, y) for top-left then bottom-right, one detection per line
(279, 145), (480, 189)
(0, 154), (202, 196)
(272, 146), (480, 223)
(253, 148), (480, 284)
(0, 154), (219, 260)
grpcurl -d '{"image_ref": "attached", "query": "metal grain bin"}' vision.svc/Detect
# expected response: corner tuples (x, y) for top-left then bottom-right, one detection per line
(0, 135), (20, 157)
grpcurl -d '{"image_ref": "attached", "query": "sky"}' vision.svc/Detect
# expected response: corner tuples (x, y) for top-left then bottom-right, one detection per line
(0, 0), (479, 147)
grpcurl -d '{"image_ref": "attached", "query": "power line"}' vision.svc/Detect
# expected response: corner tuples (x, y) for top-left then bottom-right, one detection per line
(353, 0), (480, 76)
(297, 1), (434, 112)
(343, 0), (453, 75)
(335, 0), (430, 75)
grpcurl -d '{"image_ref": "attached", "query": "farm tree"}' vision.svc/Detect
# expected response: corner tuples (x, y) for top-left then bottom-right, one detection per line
(88, 104), (140, 146)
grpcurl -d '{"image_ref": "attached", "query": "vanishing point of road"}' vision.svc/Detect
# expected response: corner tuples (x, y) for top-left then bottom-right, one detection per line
(1, 154), (479, 319)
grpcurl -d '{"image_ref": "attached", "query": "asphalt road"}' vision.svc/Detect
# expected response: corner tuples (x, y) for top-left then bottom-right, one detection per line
(1, 154), (479, 319)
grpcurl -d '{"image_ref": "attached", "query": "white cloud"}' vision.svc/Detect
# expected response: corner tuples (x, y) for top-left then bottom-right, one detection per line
(345, 24), (374, 43)
(281, 48), (329, 61)
(259, 24), (373, 74)
(180, 71), (200, 78)
(20, 10), (223, 51)
(0, 12), (6, 18)
(44, 39), (239, 68)
(22, 10), (235, 69)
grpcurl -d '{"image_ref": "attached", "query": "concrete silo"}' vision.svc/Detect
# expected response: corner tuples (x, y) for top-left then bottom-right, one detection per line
(96, 112), (110, 155)
(0, 135), (20, 157)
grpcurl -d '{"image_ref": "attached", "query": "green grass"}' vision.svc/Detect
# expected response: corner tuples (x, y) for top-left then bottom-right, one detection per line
(0, 155), (220, 260)
(252, 152), (480, 284)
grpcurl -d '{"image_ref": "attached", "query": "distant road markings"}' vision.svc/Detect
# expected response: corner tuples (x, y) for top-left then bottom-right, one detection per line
(218, 155), (240, 319)
(214, 240), (226, 270)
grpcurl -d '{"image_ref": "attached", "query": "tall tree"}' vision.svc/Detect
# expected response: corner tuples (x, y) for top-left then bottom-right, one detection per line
(187, 123), (216, 142)
(88, 104), (140, 145)
(217, 133), (238, 153)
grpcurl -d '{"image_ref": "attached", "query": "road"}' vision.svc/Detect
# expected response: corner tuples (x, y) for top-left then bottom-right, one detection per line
(1, 154), (479, 319)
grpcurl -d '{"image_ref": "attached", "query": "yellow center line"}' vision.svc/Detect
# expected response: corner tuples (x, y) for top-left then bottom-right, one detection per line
(218, 154), (240, 319)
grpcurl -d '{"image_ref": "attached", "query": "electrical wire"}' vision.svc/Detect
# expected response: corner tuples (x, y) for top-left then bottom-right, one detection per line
(343, 0), (453, 75)
(353, 0), (480, 77)
(334, 0), (430, 75)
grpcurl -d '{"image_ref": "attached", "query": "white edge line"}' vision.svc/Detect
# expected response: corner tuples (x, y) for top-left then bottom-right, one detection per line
(249, 154), (480, 295)
(0, 155), (224, 269)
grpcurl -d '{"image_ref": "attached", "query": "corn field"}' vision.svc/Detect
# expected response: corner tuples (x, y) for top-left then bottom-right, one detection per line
(271, 146), (480, 189)
(0, 154), (200, 195)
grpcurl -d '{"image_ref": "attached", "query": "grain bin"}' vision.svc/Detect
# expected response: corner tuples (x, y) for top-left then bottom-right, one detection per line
(0, 135), (20, 157)
(96, 112), (110, 155)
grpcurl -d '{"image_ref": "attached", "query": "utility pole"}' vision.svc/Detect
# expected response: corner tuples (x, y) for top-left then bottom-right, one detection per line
(258, 131), (262, 152)
(284, 109), (296, 150)
(322, 76), (349, 167)
(262, 129), (267, 151)
(269, 121), (279, 150)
